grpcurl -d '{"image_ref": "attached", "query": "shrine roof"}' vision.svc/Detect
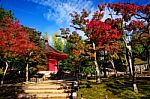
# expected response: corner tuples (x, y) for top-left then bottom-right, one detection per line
(44, 41), (67, 60)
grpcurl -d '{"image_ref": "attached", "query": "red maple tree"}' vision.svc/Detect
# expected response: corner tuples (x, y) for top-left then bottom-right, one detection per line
(0, 17), (35, 84)
(70, 4), (124, 82)
(108, 3), (150, 65)
(84, 19), (122, 52)
(80, 4), (123, 53)
(0, 17), (35, 56)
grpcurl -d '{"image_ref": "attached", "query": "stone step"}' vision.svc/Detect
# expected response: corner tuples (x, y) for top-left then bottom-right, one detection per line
(26, 82), (72, 86)
(25, 83), (72, 89)
(19, 80), (73, 99)
(30, 80), (73, 85)
(24, 89), (70, 93)
(25, 85), (71, 90)
(26, 83), (61, 86)
(25, 85), (63, 89)
(29, 80), (72, 83)
(18, 93), (70, 98)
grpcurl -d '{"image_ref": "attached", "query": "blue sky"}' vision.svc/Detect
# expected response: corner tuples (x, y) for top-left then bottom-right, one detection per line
(1, 0), (150, 41)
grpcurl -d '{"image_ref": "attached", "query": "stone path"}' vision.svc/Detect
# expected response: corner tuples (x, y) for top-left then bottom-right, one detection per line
(18, 80), (73, 99)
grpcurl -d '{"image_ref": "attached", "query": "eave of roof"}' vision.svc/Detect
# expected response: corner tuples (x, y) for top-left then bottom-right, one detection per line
(44, 42), (67, 60)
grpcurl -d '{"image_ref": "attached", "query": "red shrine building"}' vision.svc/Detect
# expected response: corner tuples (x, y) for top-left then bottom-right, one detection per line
(44, 40), (67, 73)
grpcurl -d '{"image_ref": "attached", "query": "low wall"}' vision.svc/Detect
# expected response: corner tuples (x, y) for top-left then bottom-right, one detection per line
(135, 64), (148, 73)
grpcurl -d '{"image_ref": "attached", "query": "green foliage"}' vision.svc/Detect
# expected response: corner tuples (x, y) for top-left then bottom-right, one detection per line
(0, 7), (14, 21)
(58, 29), (85, 72)
(82, 66), (95, 76)
(66, 31), (84, 71)
(0, 69), (3, 75)
(133, 44), (144, 55)
(59, 59), (75, 71)
(52, 33), (64, 51)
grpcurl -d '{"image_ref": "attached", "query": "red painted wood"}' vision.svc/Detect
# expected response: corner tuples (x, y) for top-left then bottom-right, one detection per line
(48, 59), (58, 72)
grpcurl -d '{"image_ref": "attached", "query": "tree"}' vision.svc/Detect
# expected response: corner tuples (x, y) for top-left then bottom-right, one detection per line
(0, 17), (35, 84)
(108, 3), (150, 93)
(23, 27), (47, 81)
(0, 7), (14, 21)
(52, 32), (65, 51)
(108, 3), (150, 67)
(23, 27), (47, 68)
(70, 4), (123, 83)
(58, 28), (85, 76)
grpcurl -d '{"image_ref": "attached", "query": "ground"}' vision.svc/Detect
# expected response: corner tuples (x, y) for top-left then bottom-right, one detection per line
(1, 73), (150, 99)
(77, 76), (150, 99)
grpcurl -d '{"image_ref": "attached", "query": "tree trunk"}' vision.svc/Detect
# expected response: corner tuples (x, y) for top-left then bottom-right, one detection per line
(129, 44), (138, 93)
(127, 45), (133, 76)
(26, 63), (29, 82)
(93, 43), (101, 83)
(103, 50), (107, 78)
(103, 62), (107, 78)
(124, 52), (129, 74)
(148, 19), (150, 68)
(120, 56), (127, 74)
(1, 61), (9, 85)
(25, 52), (33, 82)
(95, 60), (101, 83)
(146, 48), (150, 70)
(110, 59), (117, 77)
(132, 57), (138, 93)
(123, 38), (133, 76)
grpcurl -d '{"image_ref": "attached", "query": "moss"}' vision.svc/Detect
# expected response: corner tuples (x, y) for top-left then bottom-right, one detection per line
(78, 77), (150, 99)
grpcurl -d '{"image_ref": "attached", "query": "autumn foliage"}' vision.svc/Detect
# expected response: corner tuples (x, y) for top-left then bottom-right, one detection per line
(71, 4), (123, 54)
(0, 17), (35, 56)
(84, 19), (122, 51)
(108, 3), (150, 18)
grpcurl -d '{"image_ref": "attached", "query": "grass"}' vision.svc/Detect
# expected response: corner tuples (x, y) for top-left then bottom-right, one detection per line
(77, 76), (150, 99)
